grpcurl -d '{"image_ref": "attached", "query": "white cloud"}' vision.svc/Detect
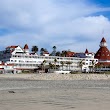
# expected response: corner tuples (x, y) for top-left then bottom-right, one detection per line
(0, 0), (110, 53)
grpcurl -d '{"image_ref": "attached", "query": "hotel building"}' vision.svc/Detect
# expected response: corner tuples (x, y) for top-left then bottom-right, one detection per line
(0, 44), (98, 73)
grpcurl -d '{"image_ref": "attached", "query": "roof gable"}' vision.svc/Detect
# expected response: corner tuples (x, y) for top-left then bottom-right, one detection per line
(11, 46), (24, 54)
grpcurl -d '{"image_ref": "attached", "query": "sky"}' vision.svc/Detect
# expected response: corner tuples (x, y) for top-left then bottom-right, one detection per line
(0, 0), (110, 53)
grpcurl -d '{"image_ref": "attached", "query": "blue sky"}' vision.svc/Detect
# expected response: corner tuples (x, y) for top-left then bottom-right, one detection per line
(0, 0), (110, 53)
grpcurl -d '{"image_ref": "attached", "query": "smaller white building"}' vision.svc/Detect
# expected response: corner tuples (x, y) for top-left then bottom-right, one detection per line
(0, 61), (16, 74)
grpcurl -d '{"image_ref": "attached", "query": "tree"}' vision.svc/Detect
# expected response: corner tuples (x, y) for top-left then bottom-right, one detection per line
(53, 46), (56, 51)
(60, 61), (64, 70)
(79, 59), (84, 72)
(56, 51), (61, 56)
(91, 60), (95, 72)
(49, 62), (54, 69)
(61, 51), (67, 57)
(54, 58), (57, 71)
(31, 46), (38, 53)
(40, 48), (45, 55)
(42, 60), (46, 72)
(40, 60), (46, 73)
(44, 48), (48, 52)
(52, 46), (56, 56)
(40, 63), (44, 73)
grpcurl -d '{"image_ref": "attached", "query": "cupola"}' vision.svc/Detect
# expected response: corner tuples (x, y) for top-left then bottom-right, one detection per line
(100, 37), (107, 47)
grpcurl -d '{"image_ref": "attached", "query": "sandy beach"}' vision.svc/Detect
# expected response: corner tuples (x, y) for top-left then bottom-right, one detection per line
(0, 73), (110, 110)
(0, 73), (110, 80)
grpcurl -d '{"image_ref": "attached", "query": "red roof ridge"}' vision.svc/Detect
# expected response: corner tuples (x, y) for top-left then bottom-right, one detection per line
(6, 45), (18, 49)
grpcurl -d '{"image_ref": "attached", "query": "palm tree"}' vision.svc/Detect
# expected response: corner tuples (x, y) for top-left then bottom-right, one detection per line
(60, 61), (64, 70)
(40, 48), (45, 55)
(48, 62), (54, 72)
(53, 46), (56, 51)
(40, 63), (44, 73)
(31, 46), (38, 54)
(79, 59), (84, 72)
(91, 60), (95, 72)
(54, 58), (57, 71)
(61, 51), (67, 57)
(52, 46), (56, 56)
(44, 48), (48, 52)
(49, 62), (54, 69)
(56, 51), (61, 56)
(40, 60), (46, 73)
(43, 60), (46, 72)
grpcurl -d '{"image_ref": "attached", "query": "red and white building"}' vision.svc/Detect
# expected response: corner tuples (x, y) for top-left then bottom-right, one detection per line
(74, 48), (95, 58)
(0, 44), (98, 73)
(0, 61), (15, 74)
(95, 37), (110, 67)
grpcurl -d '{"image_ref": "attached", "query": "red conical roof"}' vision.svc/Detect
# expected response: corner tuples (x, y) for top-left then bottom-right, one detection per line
(95, 47), (110, 60)
(24, 44), (29, 49)
(85, 49), (89, 54)
(101, 37), (106, 43)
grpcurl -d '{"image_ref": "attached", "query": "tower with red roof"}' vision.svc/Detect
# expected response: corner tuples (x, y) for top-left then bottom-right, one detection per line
(95, 37), (110, 66)
(24, 44), (29, 53)
(85, 48), (89, 54)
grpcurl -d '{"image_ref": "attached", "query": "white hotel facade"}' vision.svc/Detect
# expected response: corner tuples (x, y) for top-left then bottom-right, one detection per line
(0, 44), (98, 73)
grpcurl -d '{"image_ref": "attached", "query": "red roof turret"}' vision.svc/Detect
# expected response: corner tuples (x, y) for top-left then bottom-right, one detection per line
(85, 49), (89, 54)
(95, 37), (110, 65)
(101, 37), (106, 43)
(24, 44), (29, 49)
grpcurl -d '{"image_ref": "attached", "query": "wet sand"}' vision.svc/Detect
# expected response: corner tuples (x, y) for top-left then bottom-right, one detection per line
(0, 77), (110, 110)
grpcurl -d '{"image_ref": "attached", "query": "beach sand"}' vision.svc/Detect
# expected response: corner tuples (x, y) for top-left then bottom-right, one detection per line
(0, 74), (110, 110)
(0, 73), (110, 80)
